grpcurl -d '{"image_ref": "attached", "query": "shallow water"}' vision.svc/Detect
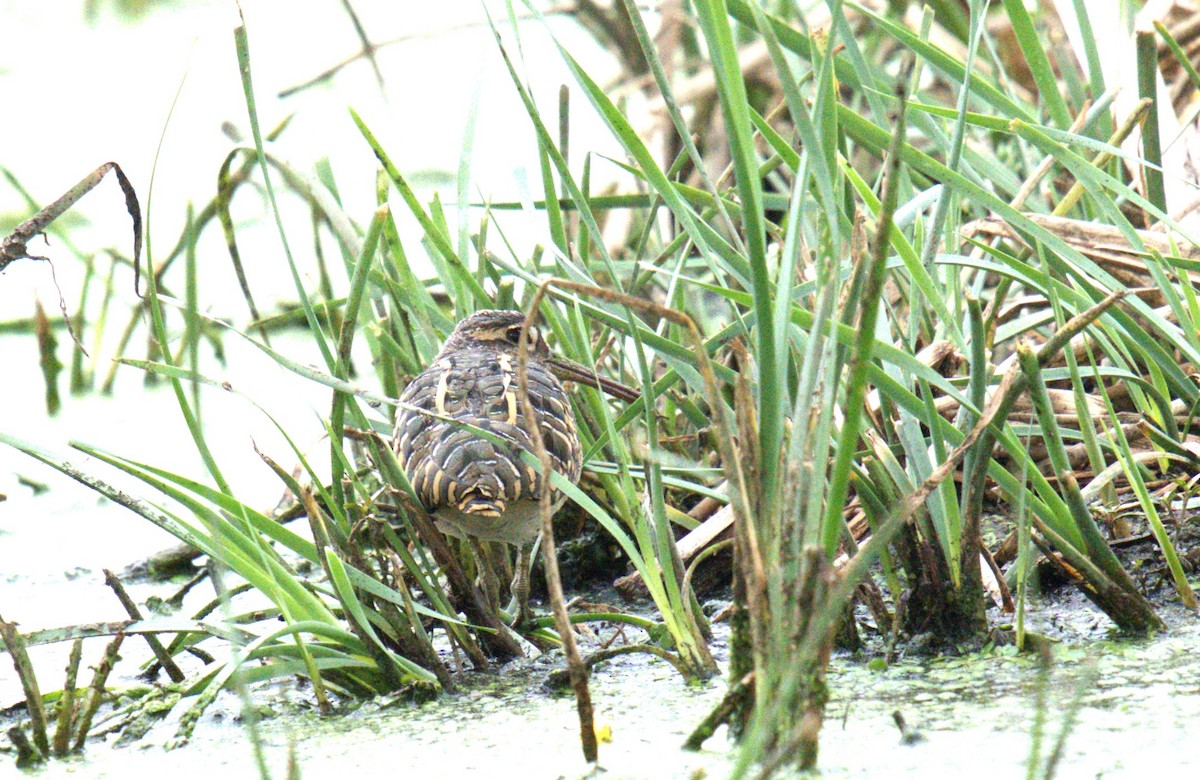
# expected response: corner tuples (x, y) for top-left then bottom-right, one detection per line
(8, 614), (1200, 779)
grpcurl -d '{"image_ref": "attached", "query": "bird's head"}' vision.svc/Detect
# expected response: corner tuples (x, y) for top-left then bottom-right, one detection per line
(431, 308), (641, 404)
(439, 309), (551, 360)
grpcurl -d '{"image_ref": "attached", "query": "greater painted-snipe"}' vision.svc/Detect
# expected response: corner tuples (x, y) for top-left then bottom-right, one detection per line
(393, 309), (631, 624)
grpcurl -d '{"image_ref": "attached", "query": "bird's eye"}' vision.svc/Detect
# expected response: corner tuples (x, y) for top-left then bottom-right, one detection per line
(505, 326), (524, 345)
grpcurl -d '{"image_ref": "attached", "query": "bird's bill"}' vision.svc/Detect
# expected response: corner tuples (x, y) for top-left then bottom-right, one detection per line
(546, 356), (640, 404)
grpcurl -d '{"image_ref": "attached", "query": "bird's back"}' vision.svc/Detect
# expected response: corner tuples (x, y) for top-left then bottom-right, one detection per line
(393, 345), (581, 543)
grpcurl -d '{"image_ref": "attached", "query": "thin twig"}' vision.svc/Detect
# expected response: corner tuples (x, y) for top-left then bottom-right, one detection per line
(72, 631), (126, 751)
(516, 298), (598, 764)
(0, 617), (51, 756)
(684, 671), (755, 751)
(546, 642), (691, 689)
(7, 725), (44, 767)
(103, 569), (185, 683)
(51, 639), (83, 756)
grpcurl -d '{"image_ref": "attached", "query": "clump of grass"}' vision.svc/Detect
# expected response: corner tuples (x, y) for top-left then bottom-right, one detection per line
(560, 0), (1199, 773)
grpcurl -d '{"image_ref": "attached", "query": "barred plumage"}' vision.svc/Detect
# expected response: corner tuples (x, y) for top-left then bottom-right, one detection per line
(393, 310), (583, 546)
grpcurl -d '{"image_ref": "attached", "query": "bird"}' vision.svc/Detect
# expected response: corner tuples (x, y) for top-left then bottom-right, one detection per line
(392, 309), (589, 626)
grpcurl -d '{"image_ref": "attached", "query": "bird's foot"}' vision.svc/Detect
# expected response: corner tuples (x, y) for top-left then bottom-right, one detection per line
(505, 594), (533, 630)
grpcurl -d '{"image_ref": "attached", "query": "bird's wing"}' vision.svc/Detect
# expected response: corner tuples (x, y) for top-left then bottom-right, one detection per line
(393, 354), (580, 514)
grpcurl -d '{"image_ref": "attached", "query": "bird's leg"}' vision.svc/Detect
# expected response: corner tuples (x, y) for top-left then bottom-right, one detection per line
(468, 537), (500, 616)
(507, 541), (534, 628)
(491, 542), (514, 591)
